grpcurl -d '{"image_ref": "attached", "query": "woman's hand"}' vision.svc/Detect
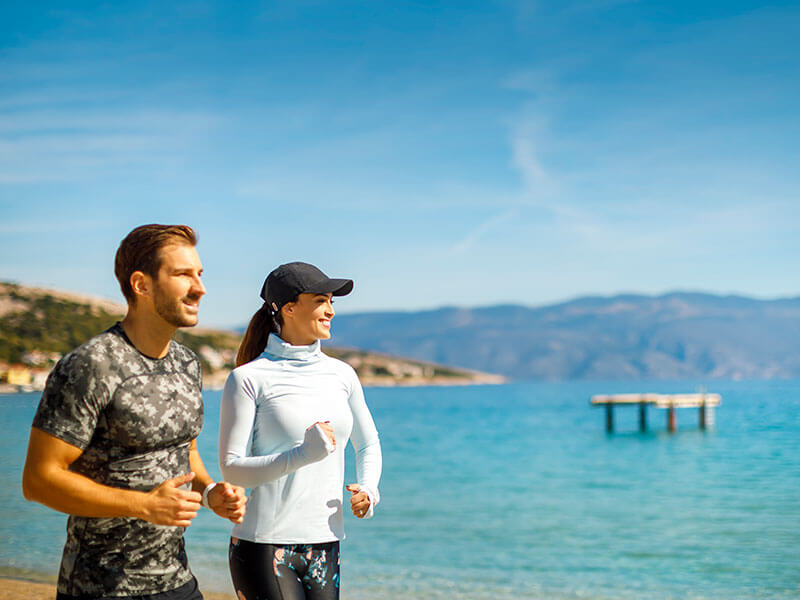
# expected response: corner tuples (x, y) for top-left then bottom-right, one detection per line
(300, 421), (336, 463)
(315, 421), (336, 449)
(346, 484), (371, 518)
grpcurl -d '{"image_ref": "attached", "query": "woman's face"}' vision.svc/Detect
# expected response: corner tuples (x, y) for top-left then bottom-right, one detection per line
(281, 292), (335, 344)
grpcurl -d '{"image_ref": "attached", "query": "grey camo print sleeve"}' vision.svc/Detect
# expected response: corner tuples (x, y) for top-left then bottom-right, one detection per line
(33, 340), (111, 449)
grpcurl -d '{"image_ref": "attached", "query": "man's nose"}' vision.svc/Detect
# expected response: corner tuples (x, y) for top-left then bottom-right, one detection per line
(193, 276), (206, 297)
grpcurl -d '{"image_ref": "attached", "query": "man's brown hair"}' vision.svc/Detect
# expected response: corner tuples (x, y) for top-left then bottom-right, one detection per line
(114, 224), (197, 304)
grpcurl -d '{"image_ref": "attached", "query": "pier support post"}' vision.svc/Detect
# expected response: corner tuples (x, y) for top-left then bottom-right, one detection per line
(699, 400), (706, 429)
(639, 402), (647, 432)
(667, 404), (677, 432)
(605, 403), (614, 433)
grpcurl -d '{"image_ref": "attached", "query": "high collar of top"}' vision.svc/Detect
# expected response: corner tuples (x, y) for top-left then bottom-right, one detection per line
(264, 333), (322, 361)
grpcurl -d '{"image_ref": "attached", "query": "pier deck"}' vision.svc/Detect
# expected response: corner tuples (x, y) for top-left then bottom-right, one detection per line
(591, 393), (721, 432)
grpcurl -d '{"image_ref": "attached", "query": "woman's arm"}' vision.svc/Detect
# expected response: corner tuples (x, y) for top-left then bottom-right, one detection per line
(346, 373), (382, 518)
(218, 370), (333, 488)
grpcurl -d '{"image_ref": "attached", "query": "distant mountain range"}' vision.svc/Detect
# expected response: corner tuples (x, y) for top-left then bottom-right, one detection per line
(328, 293), (800, 380)
(5, 282), (798, 382)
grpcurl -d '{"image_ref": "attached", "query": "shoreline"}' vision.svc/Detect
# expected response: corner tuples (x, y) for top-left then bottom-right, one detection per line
(0, 375), (507, 395)
(0, 577), (236, 600)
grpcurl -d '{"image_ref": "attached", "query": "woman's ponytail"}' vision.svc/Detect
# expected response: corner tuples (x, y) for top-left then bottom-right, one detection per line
(236, 304), (281, 367)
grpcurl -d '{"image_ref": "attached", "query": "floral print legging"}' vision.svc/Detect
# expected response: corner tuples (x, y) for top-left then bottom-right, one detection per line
(229, 538), (340, 600)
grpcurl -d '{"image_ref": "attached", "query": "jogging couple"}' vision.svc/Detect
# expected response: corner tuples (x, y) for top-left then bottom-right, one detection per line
(22, 224), (382, 600)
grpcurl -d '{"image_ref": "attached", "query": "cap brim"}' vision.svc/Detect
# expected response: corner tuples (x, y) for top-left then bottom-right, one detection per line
(307, 278), (353, 297)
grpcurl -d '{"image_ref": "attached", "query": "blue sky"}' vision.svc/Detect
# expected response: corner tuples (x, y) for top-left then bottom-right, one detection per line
(1, 1), (798, 328)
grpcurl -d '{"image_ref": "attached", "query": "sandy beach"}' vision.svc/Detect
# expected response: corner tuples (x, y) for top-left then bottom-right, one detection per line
(0, 578), (236, 600)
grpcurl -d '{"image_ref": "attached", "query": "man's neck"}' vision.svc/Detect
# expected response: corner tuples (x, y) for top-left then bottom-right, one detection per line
(121, 310), (177, 359)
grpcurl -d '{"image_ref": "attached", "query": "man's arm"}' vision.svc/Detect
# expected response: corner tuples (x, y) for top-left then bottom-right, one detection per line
(22, 427), (202, 527)
(188, 439), (247, 524)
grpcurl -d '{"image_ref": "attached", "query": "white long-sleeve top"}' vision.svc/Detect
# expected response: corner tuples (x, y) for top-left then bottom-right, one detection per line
(219, 333), (382, 544)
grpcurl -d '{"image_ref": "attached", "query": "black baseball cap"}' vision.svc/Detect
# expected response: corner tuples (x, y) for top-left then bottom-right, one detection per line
(260, 262), (353, 312)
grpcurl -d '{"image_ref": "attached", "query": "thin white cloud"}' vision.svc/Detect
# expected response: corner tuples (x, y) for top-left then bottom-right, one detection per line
(446, 208), (518, 256)
(509, 114), (588, 226)
(0, 107), (222, 183)
(511, 122), (548, 191)
(0, 218), (110, 234)
(0, 108), (220, 134)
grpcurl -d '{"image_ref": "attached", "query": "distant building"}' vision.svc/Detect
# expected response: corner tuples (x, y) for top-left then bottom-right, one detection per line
(31, 369), (52, 390)
(22, 350), (62, 366)
(199, 345), (226, 370)
(7, 365), (32, 386)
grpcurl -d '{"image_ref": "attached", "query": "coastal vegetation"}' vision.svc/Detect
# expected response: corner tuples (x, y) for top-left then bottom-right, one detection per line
(0, 282), (502, 390)
(0, 286), (118, 364)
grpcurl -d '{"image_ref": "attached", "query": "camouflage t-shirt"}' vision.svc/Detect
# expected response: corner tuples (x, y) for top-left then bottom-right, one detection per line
(32, 323), (204, 598)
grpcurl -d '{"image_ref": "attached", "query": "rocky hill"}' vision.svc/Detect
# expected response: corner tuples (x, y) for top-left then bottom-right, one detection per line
(329, 292), (800, 380)
(0, 282), (502, 391)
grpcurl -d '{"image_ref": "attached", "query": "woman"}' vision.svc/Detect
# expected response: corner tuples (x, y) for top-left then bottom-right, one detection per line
(219, 262), (382, 600)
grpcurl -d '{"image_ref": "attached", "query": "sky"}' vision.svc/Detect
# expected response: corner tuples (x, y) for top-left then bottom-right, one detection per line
(1, 1), (799, 328)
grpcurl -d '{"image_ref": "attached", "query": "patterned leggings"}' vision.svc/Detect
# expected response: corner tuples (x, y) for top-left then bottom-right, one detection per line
(228, 538), (340, 600)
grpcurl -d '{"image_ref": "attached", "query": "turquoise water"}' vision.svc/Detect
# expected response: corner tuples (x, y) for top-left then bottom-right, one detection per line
(1, 380), (799, 599)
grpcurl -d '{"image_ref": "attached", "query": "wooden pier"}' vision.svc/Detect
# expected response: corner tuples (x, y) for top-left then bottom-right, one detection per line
(591, 393), (721, 433)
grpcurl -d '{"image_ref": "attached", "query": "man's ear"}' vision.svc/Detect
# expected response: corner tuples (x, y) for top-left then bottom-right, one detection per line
(129, 271), (151, 300)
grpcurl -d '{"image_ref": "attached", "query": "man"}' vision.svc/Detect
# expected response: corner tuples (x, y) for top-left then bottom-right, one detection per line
(22, 224), (247, 600)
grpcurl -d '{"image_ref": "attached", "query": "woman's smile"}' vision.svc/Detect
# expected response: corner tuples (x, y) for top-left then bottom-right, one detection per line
(280, 292), (335, 345)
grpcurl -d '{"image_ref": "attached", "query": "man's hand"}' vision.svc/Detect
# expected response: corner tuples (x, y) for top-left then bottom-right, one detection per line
(346, 483), (371, 519)
(23, 427), (200, 523)
(207, 482), (247, 524)
(139, 472), (202, 527)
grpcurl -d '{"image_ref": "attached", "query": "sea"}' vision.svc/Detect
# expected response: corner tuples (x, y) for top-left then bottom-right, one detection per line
(1, 380), (798, 599)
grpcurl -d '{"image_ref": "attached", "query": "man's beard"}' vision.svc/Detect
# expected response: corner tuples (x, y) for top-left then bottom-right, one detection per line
(153, 287), (200, 328)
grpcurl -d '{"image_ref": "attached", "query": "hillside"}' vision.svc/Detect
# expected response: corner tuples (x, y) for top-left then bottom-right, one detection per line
(329, 292), (800, 380)
(8, 282), (796, 383)
(0, 282), (502, 390)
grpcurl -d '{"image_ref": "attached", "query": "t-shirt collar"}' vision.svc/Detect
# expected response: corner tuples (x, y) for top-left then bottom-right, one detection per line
(112, 321), (172, 361)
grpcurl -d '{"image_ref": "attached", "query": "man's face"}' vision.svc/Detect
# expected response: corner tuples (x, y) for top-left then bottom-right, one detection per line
(151, 243), (206, 328)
